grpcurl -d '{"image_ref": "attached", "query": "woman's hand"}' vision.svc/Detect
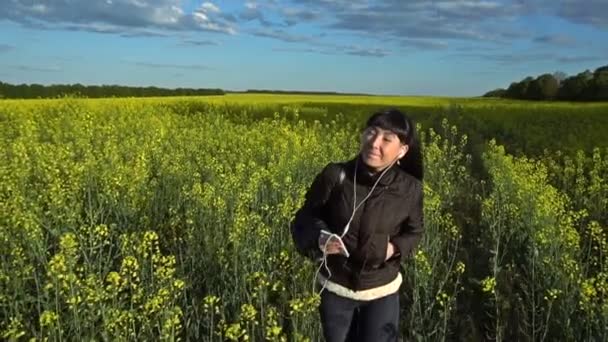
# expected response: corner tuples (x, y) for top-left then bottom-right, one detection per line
(385, 242), (397, 261)
(319, 235), (346, 255)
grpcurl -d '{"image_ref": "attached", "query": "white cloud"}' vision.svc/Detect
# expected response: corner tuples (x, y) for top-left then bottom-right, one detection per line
(201, 2), (220, 13)
(128, 0), (148, 8)
(181, 38), (219, 46)
(435, 1), (502, 11)
(533, 34), (576, 46)
(2, 0), (606, 60)
(194, 12), (209, 22)
(130, 61), (210, 70)
(31, 4), (48, 13)
(14, 65), (62, 72)
(557, 0), (608, 29)
(0, 0), (236, 35)
(252, 28), (311, 42)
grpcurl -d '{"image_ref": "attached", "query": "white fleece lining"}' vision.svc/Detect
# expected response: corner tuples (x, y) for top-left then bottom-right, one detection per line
(318, 273), (402, 301)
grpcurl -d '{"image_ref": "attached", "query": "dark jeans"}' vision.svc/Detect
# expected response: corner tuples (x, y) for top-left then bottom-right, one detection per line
(319, 290), (400, 342)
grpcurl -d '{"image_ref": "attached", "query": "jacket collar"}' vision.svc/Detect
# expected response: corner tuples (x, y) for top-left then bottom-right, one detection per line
(347, 154), (399, 187)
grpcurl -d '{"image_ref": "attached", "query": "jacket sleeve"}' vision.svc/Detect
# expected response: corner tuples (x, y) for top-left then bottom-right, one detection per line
(390, 181), (424, 260)
(290, 163), (341, 260)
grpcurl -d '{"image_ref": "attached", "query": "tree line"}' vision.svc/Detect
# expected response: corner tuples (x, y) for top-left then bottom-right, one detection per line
(0, 81), (225, 99)
(484, 64), (608, 101)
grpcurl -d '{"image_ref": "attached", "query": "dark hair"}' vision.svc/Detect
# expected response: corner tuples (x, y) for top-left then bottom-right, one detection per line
(365, 108), (424, 181)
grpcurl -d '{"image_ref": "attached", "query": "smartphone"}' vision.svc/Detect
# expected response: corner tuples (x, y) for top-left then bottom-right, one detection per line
(319, 230), (350, 258)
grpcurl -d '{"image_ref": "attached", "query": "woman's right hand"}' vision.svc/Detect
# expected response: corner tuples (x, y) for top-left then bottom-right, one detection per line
(318, 235), (346, 255)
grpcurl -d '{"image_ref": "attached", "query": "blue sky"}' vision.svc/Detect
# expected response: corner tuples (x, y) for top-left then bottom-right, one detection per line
(1, 0), (607, 96)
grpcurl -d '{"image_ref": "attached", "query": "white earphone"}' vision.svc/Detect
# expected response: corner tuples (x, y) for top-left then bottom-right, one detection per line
(398, 145), (408, 159)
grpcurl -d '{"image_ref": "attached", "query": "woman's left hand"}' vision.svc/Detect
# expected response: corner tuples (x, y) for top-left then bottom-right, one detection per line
(385, 242), (396, 261)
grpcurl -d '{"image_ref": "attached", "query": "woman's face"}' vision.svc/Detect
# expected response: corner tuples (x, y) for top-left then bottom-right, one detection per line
(360, 126), (407, 172)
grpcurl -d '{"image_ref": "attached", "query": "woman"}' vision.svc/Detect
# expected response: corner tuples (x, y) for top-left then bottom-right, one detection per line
(291, 109), (424, 342)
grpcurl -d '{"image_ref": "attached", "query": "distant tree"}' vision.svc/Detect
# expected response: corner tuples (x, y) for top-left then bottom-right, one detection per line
(485, 65), (608, 102)
(553, 71), (568, 85)
(483, 88), (507, 97)
(595, 65), (608, 73)
(16, 84), (30, 98)
(591, 66), (608, 100)
(579, 70), (597, 100)
(505, 82), (518, 98)
(558, 71), (592, 100)
(528, 74), (559, 100)
(505, 76), (534, 99)
(0, 81), (225, 99)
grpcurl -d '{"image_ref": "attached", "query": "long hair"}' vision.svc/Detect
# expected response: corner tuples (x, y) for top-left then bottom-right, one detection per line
(364, 108), (424, 181)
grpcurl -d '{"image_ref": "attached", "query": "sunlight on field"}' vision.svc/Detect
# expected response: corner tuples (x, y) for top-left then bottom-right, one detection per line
(4, 92), (608, 118)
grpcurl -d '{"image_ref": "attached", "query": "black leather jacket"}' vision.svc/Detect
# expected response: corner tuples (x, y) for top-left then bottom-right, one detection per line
(291, 155), (424, 291)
